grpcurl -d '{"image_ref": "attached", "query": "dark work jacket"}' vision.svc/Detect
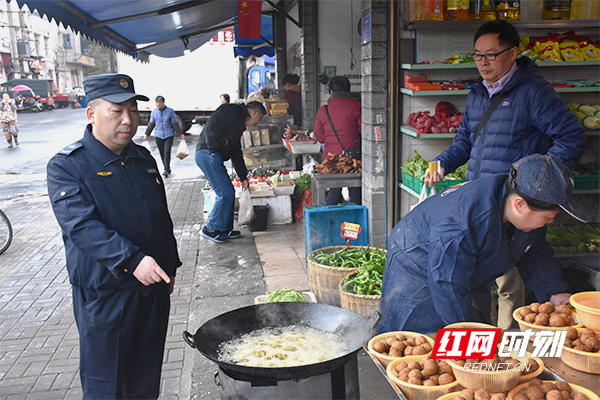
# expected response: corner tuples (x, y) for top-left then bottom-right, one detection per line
(435, 57), (585, 180)
(196, 103), (249, 181)
(377, 174), (568, 334)
(47, 125), (181, 292)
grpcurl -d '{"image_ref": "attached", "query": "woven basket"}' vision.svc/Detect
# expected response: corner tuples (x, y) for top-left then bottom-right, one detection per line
(306, 246), (361, 306)
(339, 271), (381, 317)
(387, 356), (460, 400)
(560, 328), (600, 374)
(508, 381), (600, 400)
(570, 291), (600, 332)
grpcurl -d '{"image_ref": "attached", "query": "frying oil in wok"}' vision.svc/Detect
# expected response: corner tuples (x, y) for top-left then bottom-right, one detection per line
(218, 325), (348, 368)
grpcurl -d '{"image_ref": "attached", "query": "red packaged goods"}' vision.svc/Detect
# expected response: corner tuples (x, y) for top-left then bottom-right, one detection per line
(404, 74), (428, 90)
(411, 83), (443, 91)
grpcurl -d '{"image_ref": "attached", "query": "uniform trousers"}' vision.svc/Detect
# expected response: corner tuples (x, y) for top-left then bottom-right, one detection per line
(72, 284), (170, 400)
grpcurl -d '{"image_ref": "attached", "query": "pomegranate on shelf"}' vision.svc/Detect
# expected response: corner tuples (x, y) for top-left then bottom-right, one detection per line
(407, 101), (463, 134)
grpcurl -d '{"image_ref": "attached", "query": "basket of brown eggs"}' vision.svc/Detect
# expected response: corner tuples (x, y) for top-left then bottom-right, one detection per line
(507, 379), (599, 400)
(513, 302), (583, 338)
(446, 348), (530, 393)
(367, 331), (435, 368)
(386, 355), (459, 400)
(560, 327), (600, 374)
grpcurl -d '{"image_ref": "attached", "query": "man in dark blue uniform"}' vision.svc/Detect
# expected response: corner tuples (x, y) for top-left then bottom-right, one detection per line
(47, 74), (181, 399)
(378, 155), (589, 334)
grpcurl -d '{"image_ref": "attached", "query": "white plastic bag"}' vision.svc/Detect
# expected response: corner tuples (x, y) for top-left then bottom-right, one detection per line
(238, 189), (255, 225)
(176, 140), (189, 160)
(141, 139), (152, 152)
(410, 184), (436, 212)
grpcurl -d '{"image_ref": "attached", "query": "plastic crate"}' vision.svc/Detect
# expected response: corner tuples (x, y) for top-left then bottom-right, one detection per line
(303, 205), (369, 266)
(401, 172), (466, 194)
(574, 175), (600, 190)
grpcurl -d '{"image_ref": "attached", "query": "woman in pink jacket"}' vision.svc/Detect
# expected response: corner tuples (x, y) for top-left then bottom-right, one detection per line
(313, 76), (362, 205)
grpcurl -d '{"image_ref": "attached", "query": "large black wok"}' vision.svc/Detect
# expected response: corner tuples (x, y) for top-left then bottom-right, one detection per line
(183, 302), (378, 382)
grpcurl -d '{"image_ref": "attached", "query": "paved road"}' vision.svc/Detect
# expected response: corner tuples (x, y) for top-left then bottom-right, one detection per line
(0, 107), (202, 202)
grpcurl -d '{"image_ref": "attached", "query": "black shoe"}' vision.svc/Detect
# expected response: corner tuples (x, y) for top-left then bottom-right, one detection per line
(163, 170), (170, 177)
(227, 230), (241, 239)
(201, 226), (228, 243)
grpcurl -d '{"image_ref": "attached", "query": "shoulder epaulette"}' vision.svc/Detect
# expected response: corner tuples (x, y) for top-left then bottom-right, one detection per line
(59, 141), (83, 156)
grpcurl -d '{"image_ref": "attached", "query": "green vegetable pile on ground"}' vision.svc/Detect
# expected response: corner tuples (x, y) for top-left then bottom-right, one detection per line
(401, 150), (468, 180)
(265, 288), (307, 303)
(547, 224), (600, 253)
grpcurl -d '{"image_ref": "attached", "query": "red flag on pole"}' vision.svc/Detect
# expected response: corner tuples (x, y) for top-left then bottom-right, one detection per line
(237, 0), (262, 39)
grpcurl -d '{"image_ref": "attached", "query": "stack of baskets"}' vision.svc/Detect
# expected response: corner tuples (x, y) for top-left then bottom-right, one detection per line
(306, 245), (359, 307)
(562, 291), (600, 374)
(512, 292), (600, 375)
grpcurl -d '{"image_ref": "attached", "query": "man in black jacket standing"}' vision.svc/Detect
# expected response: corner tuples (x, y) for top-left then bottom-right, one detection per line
(195, 101), (266, 243)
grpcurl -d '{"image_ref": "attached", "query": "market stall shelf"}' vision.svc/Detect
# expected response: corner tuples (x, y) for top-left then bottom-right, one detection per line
(311, 172), (362, 206)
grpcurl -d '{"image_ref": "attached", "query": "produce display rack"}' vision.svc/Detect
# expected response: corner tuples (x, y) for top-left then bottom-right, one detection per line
(401, 60), (600, 70)
(401, 87), (600, 97)
(400, 125), (457, 139)
(399, 30), (600, 206)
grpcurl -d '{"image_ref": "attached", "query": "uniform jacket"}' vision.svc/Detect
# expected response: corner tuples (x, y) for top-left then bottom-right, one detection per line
(149, 106), (178, 139)
(313, 97), (361, 156)
(284, 85), (302, 126)
(377, 174), (568, 334)
(435, 57), (585, 180)
(196, 103), (249, 181)
(47, 126), (181, 292)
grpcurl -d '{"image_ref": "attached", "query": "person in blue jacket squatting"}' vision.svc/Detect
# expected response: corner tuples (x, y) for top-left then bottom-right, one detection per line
(47, 74), (181, 399)
(377, 154), (589, 334)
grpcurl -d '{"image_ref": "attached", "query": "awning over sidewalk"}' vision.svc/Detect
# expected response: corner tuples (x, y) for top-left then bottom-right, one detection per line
(233, 15), (274, 58)
(16, 0), (276, 61)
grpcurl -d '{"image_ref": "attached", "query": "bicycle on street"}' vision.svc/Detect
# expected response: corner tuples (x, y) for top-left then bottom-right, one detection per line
(0, 208), (12, 255)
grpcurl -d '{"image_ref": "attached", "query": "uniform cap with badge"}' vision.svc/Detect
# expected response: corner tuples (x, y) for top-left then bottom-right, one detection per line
(83, 74), (149, 103)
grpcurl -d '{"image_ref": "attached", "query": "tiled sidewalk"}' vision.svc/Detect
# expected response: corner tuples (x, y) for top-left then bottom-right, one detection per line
(253, 223), (309, 292)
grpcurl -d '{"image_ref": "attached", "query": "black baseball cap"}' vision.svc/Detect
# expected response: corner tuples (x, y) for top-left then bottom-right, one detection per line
(509, 154), (589, 222)
(83, 74), (149, 103)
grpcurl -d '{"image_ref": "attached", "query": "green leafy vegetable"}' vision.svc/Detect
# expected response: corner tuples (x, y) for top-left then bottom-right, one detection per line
(401, 150), (468, 180)
(547, 224), (600, 254)
(265, 288), (307, 303)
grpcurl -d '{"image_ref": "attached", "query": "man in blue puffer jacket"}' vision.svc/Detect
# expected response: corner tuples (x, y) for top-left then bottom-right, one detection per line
(424, 21), (585, 331)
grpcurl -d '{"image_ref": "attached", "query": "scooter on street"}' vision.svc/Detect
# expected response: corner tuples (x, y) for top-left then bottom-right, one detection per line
(15, 94), (43, 112)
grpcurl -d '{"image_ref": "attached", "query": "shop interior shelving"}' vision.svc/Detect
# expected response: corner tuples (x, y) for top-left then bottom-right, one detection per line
(401, 125), (599, 139)
(401, 60), (600, 70)
(405, 19), (600, 31)
(241, 143), (284, 152)
(400, 182), (599, 199)
(401, 86), (600, 96)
